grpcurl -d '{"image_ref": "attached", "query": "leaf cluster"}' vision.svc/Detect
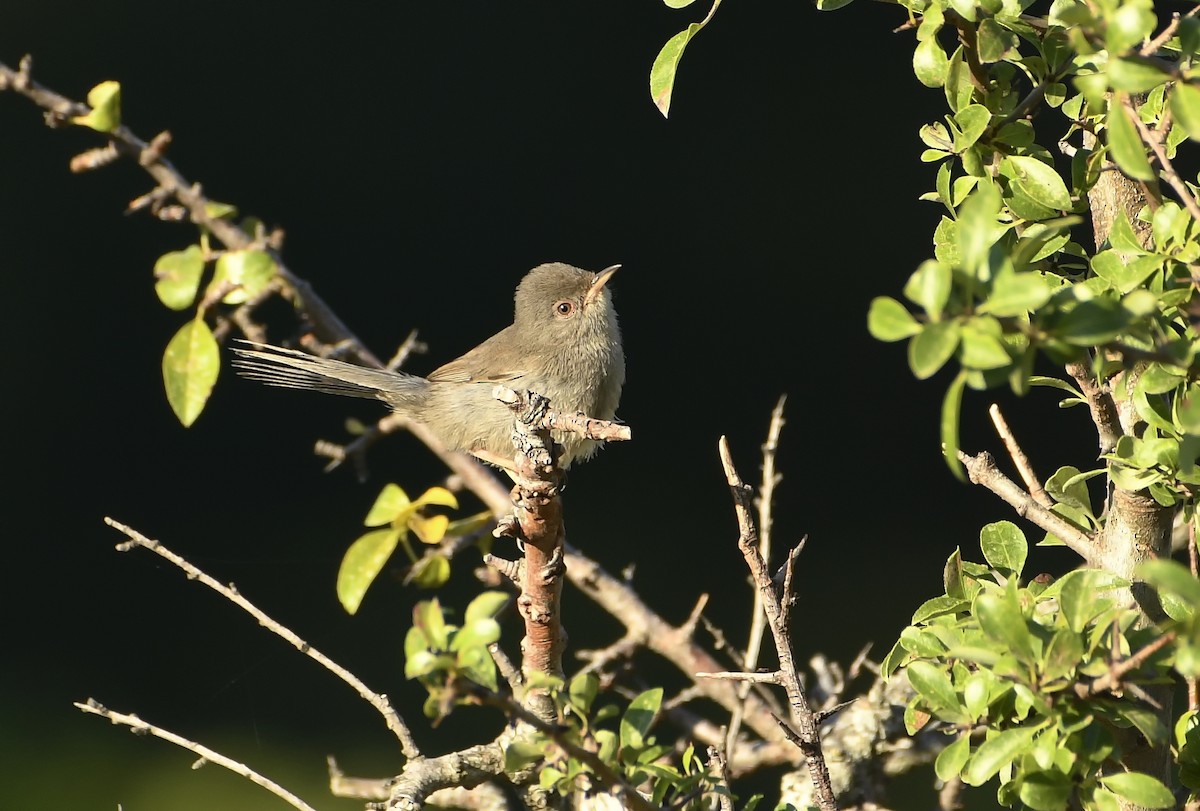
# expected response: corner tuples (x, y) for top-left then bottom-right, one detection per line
(880, 521), (1200, 809)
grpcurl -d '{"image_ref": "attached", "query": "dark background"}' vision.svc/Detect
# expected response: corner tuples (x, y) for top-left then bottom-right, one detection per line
(2, 2), (1094, 808)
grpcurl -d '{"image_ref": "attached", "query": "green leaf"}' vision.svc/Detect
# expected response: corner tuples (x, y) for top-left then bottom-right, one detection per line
(1138, 558), (1200, 608)
(904, 260), (953, 319)
(912, 595), (968, 623)
(73, 80), (122, 132)
(1003, 156), (1073, 210)
(504, 739), (546, 771)
(620, 687), (663, 750)
(959, 322), (1011, 370)
(1099, 772), (1175, 808)
(365, 484), (412, 527)
(414, 486), (459, 510)
(1018, 771), (1072, 811)
(650, 22), (705, 117)
(1106, 96), (1155, 181)
(450, 616), (501, 651)
(1056, 569), (1124, 631)
(935, 733), (970, 781)
(413, 598), (450, 650)
(914, 37), (949, 88)
(162, 317), (220, 427)
(1170, 82), (1200, 141)
(907, 661), (960, 714)
(465, 591), (510, 624)
(974, 588), (1035, 662)
(910, 321), (961, 379)
(977, 18), (1016, 63)
(941, 370), (968, 481)
(410, 554), (451, 589)
(209, 249), (277, 305)
(404, 649), (440, 679)
(1108, 56), (1169, 94)
(980, 521), (1027, 575)
(962, 727), (1036, 785)
(153, 245), (205, 310)
(980, 270), (1053, 316)
(1055, 298), (1130, 345)
(954, 105), (991, 150)
(569, 672), (600, 715)
(868, 297), (921, 341)
(337, 528), (401, 614)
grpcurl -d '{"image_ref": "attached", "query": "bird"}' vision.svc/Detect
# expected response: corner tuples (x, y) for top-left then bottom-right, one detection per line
(231, 262), (625, 470)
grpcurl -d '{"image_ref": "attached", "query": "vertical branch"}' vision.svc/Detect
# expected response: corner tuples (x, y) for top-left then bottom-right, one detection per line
(718, 437), (838, 811)
(727, 396), (787, 758)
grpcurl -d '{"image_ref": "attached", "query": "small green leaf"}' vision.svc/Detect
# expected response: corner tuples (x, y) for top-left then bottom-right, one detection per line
(907, 661), (960, 714)
(337, 528), (401, 614)
(974, 589), (1035, 662)
(365, 484), (412, 527)
(910, 321), (961, 379)
(914, 37), (949, 88)
(904, 260), (953, 319)
(1019, 771), (1073, 811)
(465, 591), (510, 624)
(162, 317), (219, 427)
(404, 649), (440, 679)
(868, 296), (921, 341)
(1099, 772), (1175, 808)
(941, 370), (968, 480)
(1055, 298), (1130, 345)
(153, 245), (205, 311)
(450, 616), (501, 651)
(961, 728), (1036, 785)
(650, 22), (705, 117)
(504, 739), (546, 771)
(980, 521), (1027, 575)
(568, 672), (601, 716)
(620, 688), (663, 750)
(936, 734), (971, 781)
(209, 249), (277, 305)
(414, 486), (459, 509)
(954, 105), (991, 150)
(1138, 558), (1200, 608)
(979, 270), (1052, 316)
(73, 80), (122, 132)
(410, 554), (451, 589)
(1106, 96), (1155, 181)
(1108, 56), (1169, 94)
(1170, 82), (1200, 141)
(1003, 156), (1073, 210)
(413, 598), (450, 650)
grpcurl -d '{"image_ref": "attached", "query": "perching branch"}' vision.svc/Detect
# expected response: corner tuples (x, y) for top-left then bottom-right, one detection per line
(102, 517), (422, 759)
(988, 404), (1051, 508)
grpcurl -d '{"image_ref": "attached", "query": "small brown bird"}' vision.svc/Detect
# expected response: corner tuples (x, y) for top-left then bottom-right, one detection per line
(232, 262), (625, 469)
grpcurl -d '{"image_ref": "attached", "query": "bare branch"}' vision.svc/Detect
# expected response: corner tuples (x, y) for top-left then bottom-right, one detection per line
(102, 517), (421, 759)
(957, 451), (1094, 559)
(718, 436), (838, 811)
(1064, 361), (1122, 455)
(697, 670), (784, 685)
(988, 403), (1051, 508)
(76, 699), (319, 811)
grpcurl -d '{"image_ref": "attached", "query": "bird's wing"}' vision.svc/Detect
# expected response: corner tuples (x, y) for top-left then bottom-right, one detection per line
(426, 327), (527, 384)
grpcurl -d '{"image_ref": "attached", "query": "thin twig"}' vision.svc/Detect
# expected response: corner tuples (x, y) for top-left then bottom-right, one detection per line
(718, 437), (838, 811)
(988, 403), (1051, 508)
(102, 517), (421, 759)
(696, 671), (784, 685)
(728, 396), (787, 758)
(1064, 361), (1122, 455)
(75, 699), (319, 811)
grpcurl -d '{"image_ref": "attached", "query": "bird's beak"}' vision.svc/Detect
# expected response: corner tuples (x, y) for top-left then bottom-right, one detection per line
(585, 264), (620, 306)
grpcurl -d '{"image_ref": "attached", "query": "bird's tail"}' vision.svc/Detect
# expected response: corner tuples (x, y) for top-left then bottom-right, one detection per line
(230, 340), (426, 405)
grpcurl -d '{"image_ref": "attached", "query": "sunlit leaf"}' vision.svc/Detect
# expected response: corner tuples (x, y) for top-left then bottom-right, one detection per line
(162, 317), (219, 427)
(337, 528), (401, 614)
(73, 80), (121, 132)
(153, 245), (205, 311)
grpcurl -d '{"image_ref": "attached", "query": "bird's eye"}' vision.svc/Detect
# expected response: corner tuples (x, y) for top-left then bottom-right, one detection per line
(554, 300), (576, 318)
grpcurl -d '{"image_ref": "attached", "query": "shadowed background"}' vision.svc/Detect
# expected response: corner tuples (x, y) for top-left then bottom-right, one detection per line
(2, 2), (1094, 808)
